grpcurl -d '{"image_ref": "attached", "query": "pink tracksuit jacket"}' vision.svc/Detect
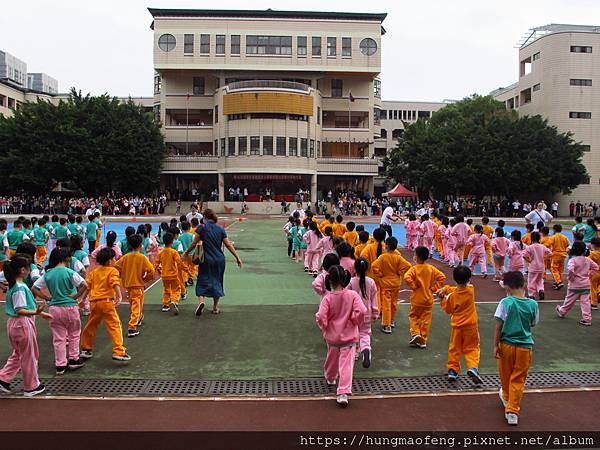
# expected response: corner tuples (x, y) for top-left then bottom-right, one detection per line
(506, 241), (526, 271)
(523, 243), (551, 273)
(466, 233), (488, 255)
(316, 289), (366, 345)
(492, 237), (511, 257)
(567, 256), (599, 289)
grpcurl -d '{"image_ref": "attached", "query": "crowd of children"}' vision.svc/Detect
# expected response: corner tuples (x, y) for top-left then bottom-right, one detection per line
(0, 212), (206, 397)
(288, 210), (599, 424)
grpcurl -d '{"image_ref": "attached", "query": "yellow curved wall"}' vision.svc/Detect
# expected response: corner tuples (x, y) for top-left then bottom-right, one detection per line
(223, 92), (313, 116)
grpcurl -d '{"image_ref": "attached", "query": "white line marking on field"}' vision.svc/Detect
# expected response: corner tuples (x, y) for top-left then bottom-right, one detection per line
(144, 278), (161, 293)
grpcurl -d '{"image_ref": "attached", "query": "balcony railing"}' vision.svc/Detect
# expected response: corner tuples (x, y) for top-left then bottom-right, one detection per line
(225, 80), (311, 93)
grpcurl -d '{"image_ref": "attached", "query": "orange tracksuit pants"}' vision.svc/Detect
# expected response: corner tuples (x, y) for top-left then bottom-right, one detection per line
(408, 305), (433, 342)
(485, 243), (493, 265)
(36, 246), (48, 267)
(497, 342), (532, 415)
(81, 299), (127, 357)
(447, 326), (480, 372)
(380, 288), (399, 327)
(162, 278), (180, 306)
(551, 255), (566, 284)
(126, 287), (145, 331)
(591, 273), (600, 306)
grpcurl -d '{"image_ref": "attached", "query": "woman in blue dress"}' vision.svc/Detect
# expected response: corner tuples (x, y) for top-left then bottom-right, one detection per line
(183, 209), (242, 316)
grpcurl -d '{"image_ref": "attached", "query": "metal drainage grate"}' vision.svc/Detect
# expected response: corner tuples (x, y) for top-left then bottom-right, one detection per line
(6, 371), (600, 397)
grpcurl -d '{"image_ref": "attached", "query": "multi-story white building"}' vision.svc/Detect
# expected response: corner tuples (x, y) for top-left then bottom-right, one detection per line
(492, 24), (600, 215)
(27, 72), (58, 94)
(0, 51), (27, 88)
(150, 8), (387, 202)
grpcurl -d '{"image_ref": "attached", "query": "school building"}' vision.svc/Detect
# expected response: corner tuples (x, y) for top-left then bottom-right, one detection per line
(491, 24), (600, 216)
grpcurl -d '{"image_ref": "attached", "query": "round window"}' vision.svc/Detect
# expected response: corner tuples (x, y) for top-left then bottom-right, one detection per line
(158, 34), (176, 52)
(360, 38), (377, 56)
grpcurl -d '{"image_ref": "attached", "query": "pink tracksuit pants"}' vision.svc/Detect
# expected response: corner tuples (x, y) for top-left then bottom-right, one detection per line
(49, 305), (81, 367)
(324, 343), (356, 395)
(469, 252), (487, 275)
(0, 316), (40, 391)
(358, 322), (372, 351)
(557, 290), (592, 323)
(527, 272), (544, 297)
(304, 251), (321, 272)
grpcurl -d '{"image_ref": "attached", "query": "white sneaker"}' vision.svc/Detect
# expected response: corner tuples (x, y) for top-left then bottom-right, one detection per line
(80, 350), (93, 360)
(505, 412), (518, 426)
(24, 384), (45, 397)
(499, 387), (508, 407)
(326, 379), (337, 386)
(336, 394), (348, 407)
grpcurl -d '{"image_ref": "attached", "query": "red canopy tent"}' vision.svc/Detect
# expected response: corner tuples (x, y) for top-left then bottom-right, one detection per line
(385, 183), (418, 197)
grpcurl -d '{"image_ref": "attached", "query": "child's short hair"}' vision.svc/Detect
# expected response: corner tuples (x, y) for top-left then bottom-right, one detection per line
(466, 218), (473, 225)
(591, 237), (600, 248)
(127, 234), (143, 249)
(22, 219), (31, 229)
(525, 223), (534, 232)
(541, 226), (549, 235)
(573, 231), (584, 242)
(511, 229), (522, 241)
(335, 215), (343, 223)
(536, 221), (544, 230)
(415, 246), (429, 262)
(16, 243), (36, 258)
(482, 217), (489, 224)
(530, 231), (541, 243)
(56, 238), (71, 249)
(332, 237), (343, 248)
(355, 225), (365, 232)
(569, 241), (587, 257)
(502, 271), (525, 289)
(358, 231), (369, 244)
(162, 232), (174, 247)
(190, 217), (199, 227)
(322, 253), (340, 271)
(495, 227), (504, 238)
(168, 226), (180, 236)
(474, 224), (483, 233)
(453, 265), (471, 285)
(575, 216), (583, 223)
(59, 218), (67, 225)
(181, 221), (191, 232)
(325, 265), (351, 291)
(336, 242), (353, 258)
(96, 247), (115, 265)
(179, 215), (187, 223)
(346, 221), (355, 232)
(125, 226), (136, 237)
(553, 223), (562, 232)
(385, 236), (398, 251)
(498, 219), (505, 228)
(87, 215), (95, 221)
(421, 214), (429, 221)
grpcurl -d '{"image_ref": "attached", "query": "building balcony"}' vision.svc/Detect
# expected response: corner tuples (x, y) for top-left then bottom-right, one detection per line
(317, 157), (379, 175)
(161, 155), (218, 173)
(224, 79), (311, 94)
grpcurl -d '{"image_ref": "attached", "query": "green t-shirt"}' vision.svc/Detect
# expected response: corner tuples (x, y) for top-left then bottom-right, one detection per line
(34, 266), (85, 307)
(5, 282), (36, 317)
(73, 249), (89, 267)
(582, 224), (596, 243)
(494, 295), (539, 348)
(49, 222), (60, 238)
(172, 239), (184, 254)
(67, 223), (80, 237)
(7, 229), (26, 250)
(120, 238), (131, 255)
(0, 231), (8, 262)
(33, 227), (49, 247)
(86, 222), (98, 240)
(179, 232), (193, 252)
(54, 225), (70, 240)
(572, 223), (586, 237)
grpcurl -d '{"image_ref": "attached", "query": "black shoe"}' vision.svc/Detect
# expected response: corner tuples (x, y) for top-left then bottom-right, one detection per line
(0, 379), (11, 393)
(361, 349), (371, 368)
(67, 358), (85, 370)
(55, 366), (67, 375)
(195, 302), (205, 316)
(127, 329), (140, 338)
(24, 384), (45, 397)
(538, 290), (545, 300)
(169, 301), (179, 316)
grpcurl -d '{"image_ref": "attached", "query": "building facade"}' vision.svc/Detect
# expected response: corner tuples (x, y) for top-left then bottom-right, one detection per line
(492, 24), (600, 215)
(0, 51), (27, 88)
(150, 8), (387, 202)
(27, 72), (58, 94)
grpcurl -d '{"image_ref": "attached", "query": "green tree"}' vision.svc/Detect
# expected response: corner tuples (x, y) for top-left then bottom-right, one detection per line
(385, 95), (588, 198)
(0, 89), (166, 194)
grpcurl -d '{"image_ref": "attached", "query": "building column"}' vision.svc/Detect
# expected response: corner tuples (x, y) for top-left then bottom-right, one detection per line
(218, 173), (225, 202)
(366, 176), (374, 196)
(311, 174), (318, 204)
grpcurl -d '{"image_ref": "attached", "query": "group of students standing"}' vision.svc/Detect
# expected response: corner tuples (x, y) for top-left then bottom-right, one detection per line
(284, 210), (598, 426)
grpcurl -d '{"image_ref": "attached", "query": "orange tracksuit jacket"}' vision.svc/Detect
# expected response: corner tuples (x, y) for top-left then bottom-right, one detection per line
(439, 284), (480, 372)
(372, 252), (412, 326)
(115, 251), (155, 330)
(154, 247), (182, 305)
(332, 223), (347, 237)
(482, 225), (494, 264)
(540, 235), (553, 275)
(589, 250), (600, 306)
(550, 233), (569, 284)
(343, 231), (359, 248)
(404, 263), (446, 342)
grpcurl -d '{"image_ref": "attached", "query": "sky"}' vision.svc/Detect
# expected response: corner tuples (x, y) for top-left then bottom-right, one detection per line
(2, 0), (599, 101)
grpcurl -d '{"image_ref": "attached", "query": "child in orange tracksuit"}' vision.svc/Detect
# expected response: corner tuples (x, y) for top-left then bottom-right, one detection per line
(550, 224), (570, 290)
(371, 237), (412, 334)
(332, 215), (347, 238)
(404, 246), (446, 348)
(342, 222), (359, 249)
(540, 226), (553, 279)
(114, 234), (155, 338)
(354, 231), (370, 259)
(590, 238), (600, 309)
(436, 265), (482, 384)
(80, 247), (130, 362)
(154, 232), (182, 315)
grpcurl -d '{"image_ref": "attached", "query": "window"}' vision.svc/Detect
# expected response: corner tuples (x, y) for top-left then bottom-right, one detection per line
(569, 111), (592, 119)
(228, 114), (246, 121)
(263, 136), (273, 155)
(158, 34), (176, 52)
(380, 129), (387, 138)
(374, 108), (381, 125)
(276, 137), (286, 156)
(327, 37), (337, 56)
(246, 36), (292, 55)
(380, 110), (387, 120)
(214, 140), (218, 155)
(214, 105), (218, 123)
(331, 79), (343, 98)
(154, 73), (161, 94)
(231, 35), (240, 55)
(582, 144), (591, 152)
(374, 79), (381, 98)
(289, 114), (308, 121)
(533, 83), (541, 92)
(342, 37), (351, 57)
(200, 34), (210, 53)
(418, 111), (430, 119)
(250, 136), (260, 155)
(297, 36), (307, 56)
(216, 35), (225, 55)
(220, 138), (226, 156)
(228, 137), (236, 156)
(317, 141), (321, 157)
(238, 137), (247, 155)
(289, 137), (298, 156)
(317, 106), (321, 125)
(571, 46), (592, 53)
(312, 37), (321, 56)
(153, 104), (161, 123)
(360, 38), (377, 56)
(184, 34), (194, 54)
(533, 52), (540, 61)
(300, 138), (308, 157)
(193, 77), (204, 95)
(570, 79), (592, 86)
(309, 139), (315, 158)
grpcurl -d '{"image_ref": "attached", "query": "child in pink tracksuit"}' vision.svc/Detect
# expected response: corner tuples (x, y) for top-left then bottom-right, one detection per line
(507, 229), (526, 273)
(451, 216), (471, 265)
(466, 225), (488, 277)
(317, 227), (335, 263)
(405, 214), (419, 250)
(348, 258), (378, 369)
(337, 242), (356, 278)
(445, 219), (458, 267)
(556, 241), (599, 326)
(523, 231), (552, 300)
(311, 253), (340, 300)
(316, 265), (366, 407)
(303, 222), (323, 276)
(438, 217), (450, 262)
(492, 228), (511, 281)
(419, 214), (437, 252)
(0, 255), (52, 397)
